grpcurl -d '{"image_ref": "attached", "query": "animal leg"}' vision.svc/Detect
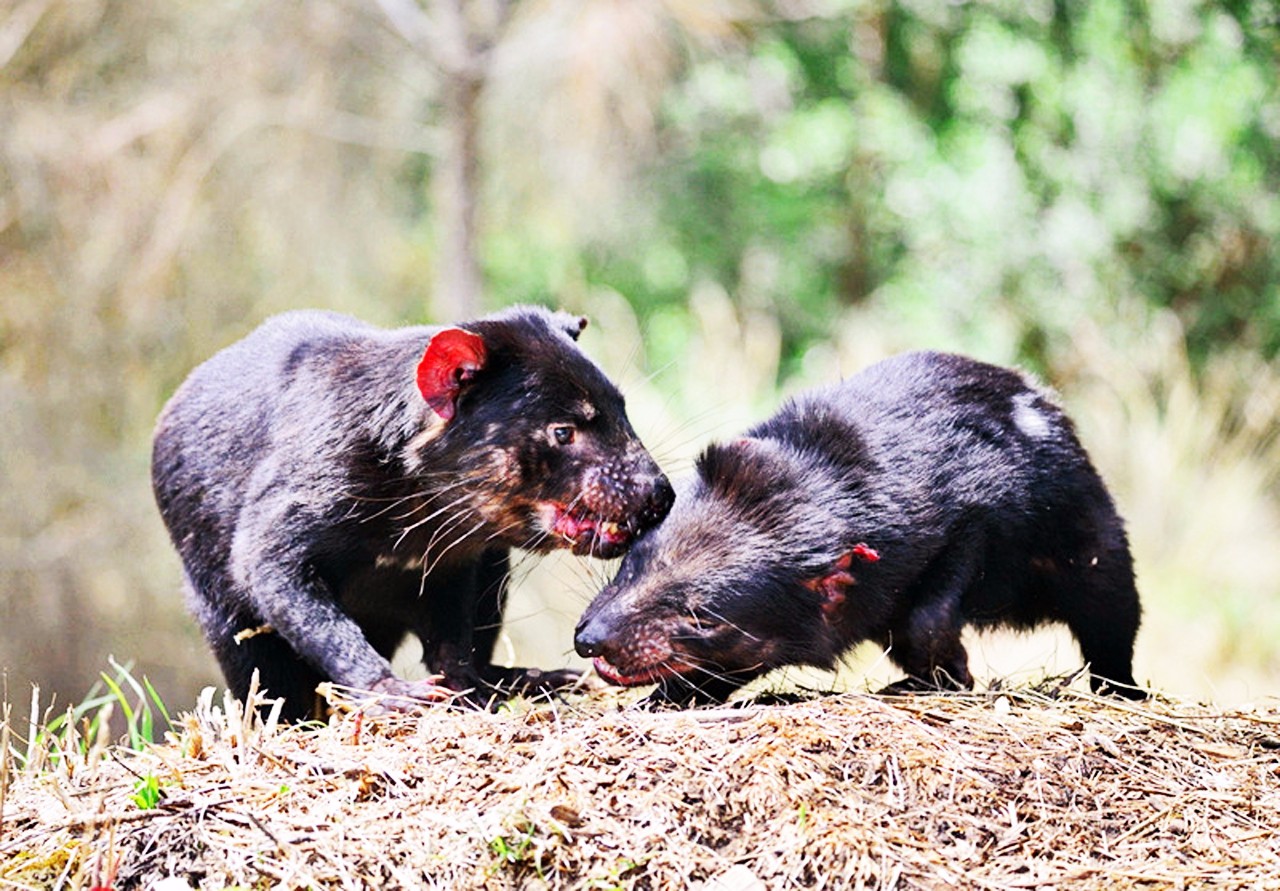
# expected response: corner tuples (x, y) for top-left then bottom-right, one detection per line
(884, 534), (984, 693)
(1053, 545), (1144, 699)
(414, 562), (484, 695)
(226, 501), (401, 714)
(645, 670), (760, 707)
(202, 597), (326, 722)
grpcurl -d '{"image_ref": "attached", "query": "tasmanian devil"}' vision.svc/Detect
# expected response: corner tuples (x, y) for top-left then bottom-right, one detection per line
(152, 306), (674, 720)
(574, 351), (1143, 704)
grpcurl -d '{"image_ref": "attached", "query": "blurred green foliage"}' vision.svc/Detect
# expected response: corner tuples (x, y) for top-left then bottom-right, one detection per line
(570, 0), (1280, 377)
(2, 0), (1278, 713)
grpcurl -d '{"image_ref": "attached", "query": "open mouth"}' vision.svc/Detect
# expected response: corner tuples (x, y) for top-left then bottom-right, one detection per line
(591, 655), (692, 687)
(543, 503), (632, 554)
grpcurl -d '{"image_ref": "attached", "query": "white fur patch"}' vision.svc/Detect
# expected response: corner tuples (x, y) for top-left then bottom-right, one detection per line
(1013, 392), (1052, 439)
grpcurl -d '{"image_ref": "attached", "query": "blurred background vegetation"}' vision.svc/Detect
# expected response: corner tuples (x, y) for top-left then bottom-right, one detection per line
(3, 0), (1278, 716)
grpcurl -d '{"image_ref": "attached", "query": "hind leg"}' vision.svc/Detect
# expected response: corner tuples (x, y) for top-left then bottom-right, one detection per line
(206, 614), (326, 722)
(1055, 551), (1143, 699)
(1028, 472), (1145, 699)
(187, 573), (325, 721)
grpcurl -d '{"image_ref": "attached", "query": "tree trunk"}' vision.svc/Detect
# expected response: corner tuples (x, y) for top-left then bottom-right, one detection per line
(375, 0), (510, 321)
(433, 69), (484, 321)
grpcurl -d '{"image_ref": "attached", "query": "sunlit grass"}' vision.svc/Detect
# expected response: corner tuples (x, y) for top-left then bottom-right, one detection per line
(3, 658), (174, 782)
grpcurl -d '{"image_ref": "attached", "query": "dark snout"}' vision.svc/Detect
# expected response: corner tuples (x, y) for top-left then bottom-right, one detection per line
(595, 463), (673, 556)
(574, 579), (694, 689)
(564, 461), (674, 559)
(574, 587), (626, 658)
(573, 613), (609, 658)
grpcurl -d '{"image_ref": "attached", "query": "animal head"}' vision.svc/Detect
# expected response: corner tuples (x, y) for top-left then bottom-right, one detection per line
(406, 306), (673, 558)
(574, 436), (880, 699)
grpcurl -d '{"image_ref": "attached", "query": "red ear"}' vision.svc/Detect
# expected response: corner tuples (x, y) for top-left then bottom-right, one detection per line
(851, 543), (880, 563)
(415, 328), (487, 421)
(804, 544), (879, 619)
(804, 565), (857, 617)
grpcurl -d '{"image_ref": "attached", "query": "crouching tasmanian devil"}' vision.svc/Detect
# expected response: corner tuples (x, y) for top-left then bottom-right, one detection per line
(575, 351), (1144, 704)
(153, 306), (674, 720)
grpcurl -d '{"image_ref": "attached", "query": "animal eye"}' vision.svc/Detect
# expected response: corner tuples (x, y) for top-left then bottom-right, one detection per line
(690, 615), (725, 633)
(550, 424), (576, 446)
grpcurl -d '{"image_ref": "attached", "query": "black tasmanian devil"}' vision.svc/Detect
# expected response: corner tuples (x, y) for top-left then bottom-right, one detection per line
(574, 351), (1143, 704)
(152, 306), (674, 720)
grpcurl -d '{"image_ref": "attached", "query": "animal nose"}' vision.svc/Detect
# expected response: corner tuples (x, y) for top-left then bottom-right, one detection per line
(574, 615), (609, 658)
(641, 475), (675, 526)
(654, 475), (675, 511)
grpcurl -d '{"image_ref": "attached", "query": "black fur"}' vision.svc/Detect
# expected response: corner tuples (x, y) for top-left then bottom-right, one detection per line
(153, 306), (673, 720)
(575, 351), (1143, 704)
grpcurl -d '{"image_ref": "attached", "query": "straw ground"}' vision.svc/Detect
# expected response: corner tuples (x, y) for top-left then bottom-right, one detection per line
(2, 681), (1278, 890)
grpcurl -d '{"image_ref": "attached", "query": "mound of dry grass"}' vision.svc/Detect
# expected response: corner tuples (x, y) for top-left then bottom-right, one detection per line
(3, 682), (1278, 890)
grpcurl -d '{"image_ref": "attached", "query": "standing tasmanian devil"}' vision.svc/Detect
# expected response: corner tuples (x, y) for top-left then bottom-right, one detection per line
(575, 351), (1143, 704)
(152, 306), (674, 720)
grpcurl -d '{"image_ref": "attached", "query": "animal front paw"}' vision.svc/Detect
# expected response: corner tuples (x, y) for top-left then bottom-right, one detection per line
(640, 673), (746, 708)
(360, 675), (457, 714)
(480, 665), (590, 696)
(877, 670), (971, 696)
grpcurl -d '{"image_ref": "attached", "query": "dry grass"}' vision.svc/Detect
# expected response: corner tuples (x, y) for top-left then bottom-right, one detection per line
(3, 682), (1279, 890)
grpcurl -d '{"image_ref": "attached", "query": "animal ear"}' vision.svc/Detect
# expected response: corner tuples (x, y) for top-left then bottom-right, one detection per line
(415, 327), (487, 421)
(552, 311), (588, 341)
(695, 438), (755, 485)
(850, 542), (880, 563)
(804, 552), (856, 618)
(804, 545), (879, 618)
(696, 437), (789, 506)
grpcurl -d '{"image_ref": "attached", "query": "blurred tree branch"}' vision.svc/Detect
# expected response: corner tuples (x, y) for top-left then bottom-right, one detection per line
(0, 0), (54, 71)
(374, 0), (514, 318)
